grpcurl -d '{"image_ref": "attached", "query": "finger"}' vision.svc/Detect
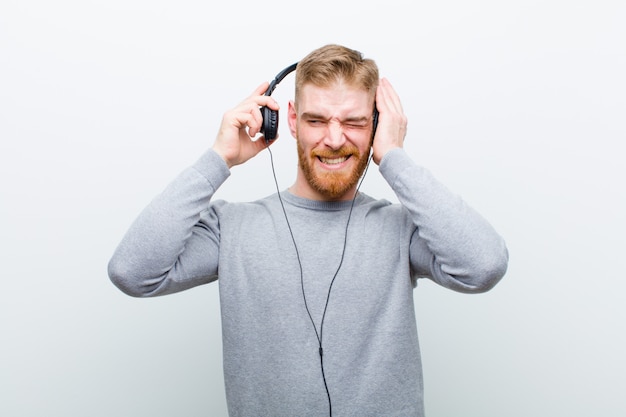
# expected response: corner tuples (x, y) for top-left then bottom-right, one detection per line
(248, 110), (262, 137)
(375, 80), (389, 113)
(253, 81), (270, 96)
(230, 100), (266, 137)
(250, 82), (280, 111)
(378, 78), (404, 114)
(226, 107), (257, 137)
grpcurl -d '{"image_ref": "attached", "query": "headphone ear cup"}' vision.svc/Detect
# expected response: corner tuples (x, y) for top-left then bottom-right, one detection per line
(261, 106), (278, 143)
(372, 108), (379, 136)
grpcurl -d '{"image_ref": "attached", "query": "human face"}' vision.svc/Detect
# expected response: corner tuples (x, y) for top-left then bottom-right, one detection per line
(287, 81), (375, 201)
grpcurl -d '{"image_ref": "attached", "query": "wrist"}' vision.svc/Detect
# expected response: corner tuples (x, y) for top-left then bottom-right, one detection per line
(212, 144), (235, 169)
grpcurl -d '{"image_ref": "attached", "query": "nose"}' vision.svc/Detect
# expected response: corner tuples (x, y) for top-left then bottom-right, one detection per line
(323, 120), (346, 150)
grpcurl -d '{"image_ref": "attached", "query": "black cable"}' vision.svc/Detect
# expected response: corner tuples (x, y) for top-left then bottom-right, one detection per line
(267, 145), (372, 417)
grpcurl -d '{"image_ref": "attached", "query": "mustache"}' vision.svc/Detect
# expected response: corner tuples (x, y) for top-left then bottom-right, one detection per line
(311, 145), (360, 159)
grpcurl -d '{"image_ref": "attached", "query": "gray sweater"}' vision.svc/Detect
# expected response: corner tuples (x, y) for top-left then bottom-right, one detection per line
(108, 147), (508, 417)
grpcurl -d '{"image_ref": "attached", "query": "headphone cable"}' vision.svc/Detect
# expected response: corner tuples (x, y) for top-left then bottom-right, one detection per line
(267, 145), (372, 417)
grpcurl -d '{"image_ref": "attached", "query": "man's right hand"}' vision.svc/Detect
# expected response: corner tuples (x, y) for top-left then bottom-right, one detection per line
(212, 82), (280, 168)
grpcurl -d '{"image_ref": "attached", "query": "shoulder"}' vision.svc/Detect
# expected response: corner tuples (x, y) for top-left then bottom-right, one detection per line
(207, 193), (281, 218)
(357, 193), (411, 222)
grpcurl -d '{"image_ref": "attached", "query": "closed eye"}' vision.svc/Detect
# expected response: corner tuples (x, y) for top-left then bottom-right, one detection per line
(345, 122), (368, 129)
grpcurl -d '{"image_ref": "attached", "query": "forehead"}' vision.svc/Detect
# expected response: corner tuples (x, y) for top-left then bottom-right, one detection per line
(297, 81), (373, 115)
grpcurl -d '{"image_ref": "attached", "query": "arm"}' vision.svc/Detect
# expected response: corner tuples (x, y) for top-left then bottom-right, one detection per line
(380, 149), (508, 293)
(107, 150), (229, 296)
(373, 78), (508, 292)
(108, 83), (280, 296)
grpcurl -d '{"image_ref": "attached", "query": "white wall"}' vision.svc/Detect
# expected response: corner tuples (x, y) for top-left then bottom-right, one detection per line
(1, 1), (624, 416)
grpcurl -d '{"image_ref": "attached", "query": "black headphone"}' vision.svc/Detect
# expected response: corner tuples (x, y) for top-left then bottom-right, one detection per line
(260, 63), (297, 143)
(260, 63), (379, 143)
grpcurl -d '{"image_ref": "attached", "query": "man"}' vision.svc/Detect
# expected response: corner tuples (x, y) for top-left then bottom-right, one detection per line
(108, 44), (508, 417)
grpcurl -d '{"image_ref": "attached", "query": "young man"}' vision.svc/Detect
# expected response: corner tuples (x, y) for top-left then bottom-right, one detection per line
(108, 44), (508, 416)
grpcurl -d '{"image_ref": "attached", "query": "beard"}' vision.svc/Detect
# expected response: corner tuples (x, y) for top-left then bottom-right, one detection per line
(297, 141), (371, 200)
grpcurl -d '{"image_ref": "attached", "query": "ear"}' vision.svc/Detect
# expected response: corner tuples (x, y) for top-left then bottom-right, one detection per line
(287, 100), (298, 139)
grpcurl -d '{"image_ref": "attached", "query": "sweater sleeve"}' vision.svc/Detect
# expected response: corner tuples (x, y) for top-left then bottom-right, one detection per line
(107, 149), (230, 297)
(379, 148), (508, 293)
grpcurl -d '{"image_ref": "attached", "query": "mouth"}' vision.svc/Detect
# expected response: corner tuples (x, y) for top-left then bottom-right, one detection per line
(318, 155), (350, 165)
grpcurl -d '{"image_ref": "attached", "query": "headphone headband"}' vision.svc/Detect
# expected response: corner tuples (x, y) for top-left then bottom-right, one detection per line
(265, 63), (298, 97)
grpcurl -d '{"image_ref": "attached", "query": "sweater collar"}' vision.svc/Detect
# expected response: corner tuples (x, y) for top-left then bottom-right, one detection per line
(279, 190), (364, 211)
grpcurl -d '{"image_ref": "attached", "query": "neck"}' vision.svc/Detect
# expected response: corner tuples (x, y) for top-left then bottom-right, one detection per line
(289, 174), (358, 202)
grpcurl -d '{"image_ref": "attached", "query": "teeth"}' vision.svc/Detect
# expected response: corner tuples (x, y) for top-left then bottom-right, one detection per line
(320, 156), (348, 165)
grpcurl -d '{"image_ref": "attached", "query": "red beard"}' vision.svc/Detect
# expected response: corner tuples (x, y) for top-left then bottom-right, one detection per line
(297, 142), (370, 200)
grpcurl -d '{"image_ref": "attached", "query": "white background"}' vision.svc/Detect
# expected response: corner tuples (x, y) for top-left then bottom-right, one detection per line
(1, 1), (624, 416)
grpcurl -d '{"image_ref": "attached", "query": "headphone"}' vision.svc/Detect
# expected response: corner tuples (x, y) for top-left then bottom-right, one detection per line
(261, 63), (297, 143)
(260, 63), (379, 143)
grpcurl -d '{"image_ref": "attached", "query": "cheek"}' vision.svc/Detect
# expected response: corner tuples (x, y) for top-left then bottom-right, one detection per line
(296, 125), (324, 147)
(345, 132), (372, 153)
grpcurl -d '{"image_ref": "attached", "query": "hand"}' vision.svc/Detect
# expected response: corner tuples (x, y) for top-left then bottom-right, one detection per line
(212, 82), (280, 168)
(372, 78), (407, 165)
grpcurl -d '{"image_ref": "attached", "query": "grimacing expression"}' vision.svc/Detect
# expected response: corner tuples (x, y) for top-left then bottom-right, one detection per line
(291, 82), (375, 200)
(296, 138), (371, 200)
